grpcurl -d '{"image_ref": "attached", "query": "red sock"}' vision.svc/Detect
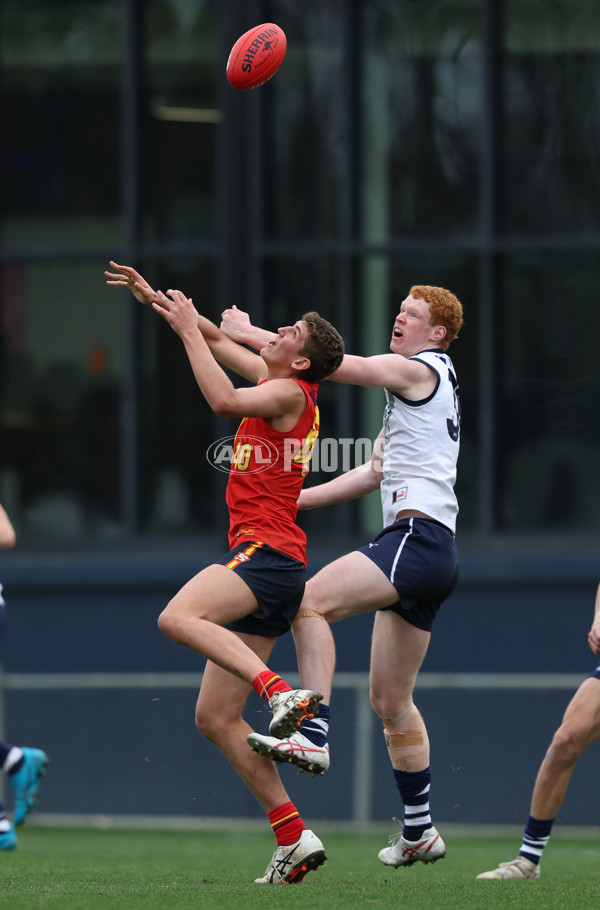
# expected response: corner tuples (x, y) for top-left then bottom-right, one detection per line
(252, 671), (293, 702)
(268, 801), (306, 846)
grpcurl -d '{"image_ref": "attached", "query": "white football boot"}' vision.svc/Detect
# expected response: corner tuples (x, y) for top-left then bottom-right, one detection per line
(268, 689), (322, 739)
(248, 730), (330, 776)
(378, 818), (446, 867)
(476, 856), (540, 880)
(254, 829), (327, 884)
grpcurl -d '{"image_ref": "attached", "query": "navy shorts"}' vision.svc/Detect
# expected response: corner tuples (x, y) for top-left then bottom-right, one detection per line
(220, 541), (306, 638)
(358, 517), (459, 632)
(590, 664), (600, 681)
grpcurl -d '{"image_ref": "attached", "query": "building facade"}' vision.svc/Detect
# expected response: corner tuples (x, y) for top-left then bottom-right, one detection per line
(1, 2), (598, 562)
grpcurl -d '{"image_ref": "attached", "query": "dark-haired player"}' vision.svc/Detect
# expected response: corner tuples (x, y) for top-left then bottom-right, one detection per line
(106, 263), (344, 883)
(222, 286), (463, 870)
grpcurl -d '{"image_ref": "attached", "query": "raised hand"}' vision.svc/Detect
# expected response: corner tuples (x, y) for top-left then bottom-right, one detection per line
(152, 289), (201, 340)
(105, 261), (157, 306)
(220, 305), (252, 342)
(220, 305), (277, 350)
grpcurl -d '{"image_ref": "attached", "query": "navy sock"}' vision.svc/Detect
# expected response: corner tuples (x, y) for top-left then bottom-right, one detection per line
(519, 815), (554, 865)
(393, 767), (433, 841)
(299, 703), (330, 746)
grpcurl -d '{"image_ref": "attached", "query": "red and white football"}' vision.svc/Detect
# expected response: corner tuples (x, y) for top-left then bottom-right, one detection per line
(226, 23), (287, 91)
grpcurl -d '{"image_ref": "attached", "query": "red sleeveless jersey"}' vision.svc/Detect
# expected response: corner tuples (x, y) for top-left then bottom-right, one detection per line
(225, 379), (319, 566)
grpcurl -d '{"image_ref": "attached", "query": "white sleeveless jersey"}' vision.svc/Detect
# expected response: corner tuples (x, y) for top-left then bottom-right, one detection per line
(380, 350), (460, 533)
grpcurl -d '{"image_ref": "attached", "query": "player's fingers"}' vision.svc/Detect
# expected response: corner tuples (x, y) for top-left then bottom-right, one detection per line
(107, 260), (132, 273)
(152, 298), (174, 322)
(110, 261), (141, 281)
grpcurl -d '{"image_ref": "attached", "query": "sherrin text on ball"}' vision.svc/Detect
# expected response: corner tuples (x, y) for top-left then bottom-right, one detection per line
(226, 23), (287, 91)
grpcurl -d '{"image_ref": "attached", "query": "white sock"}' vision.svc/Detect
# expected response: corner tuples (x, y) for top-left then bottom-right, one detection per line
(3, 746), (23, 773)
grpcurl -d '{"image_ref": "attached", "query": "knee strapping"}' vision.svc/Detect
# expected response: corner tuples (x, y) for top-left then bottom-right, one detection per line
(383, 703), (416, 727)
(295, 609), (328, 622)
(383, 704), (429, 770)
(384, 728), (429, 769)
(384, 729), (425, 749)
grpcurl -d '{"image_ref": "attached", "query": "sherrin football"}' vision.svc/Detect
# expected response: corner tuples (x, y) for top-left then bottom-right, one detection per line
(226, 23), (287, 91)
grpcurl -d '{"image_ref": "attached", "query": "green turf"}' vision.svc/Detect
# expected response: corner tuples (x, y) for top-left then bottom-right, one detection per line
(1, 827), (599, 910)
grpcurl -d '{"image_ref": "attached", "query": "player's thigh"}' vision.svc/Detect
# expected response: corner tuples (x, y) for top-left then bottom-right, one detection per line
(196, 632), (277, 725)
(370, 610), (430, 704)
(168, 564), (259, 626)
(303, 551), (399, 620)
(558, 676), (600, 749)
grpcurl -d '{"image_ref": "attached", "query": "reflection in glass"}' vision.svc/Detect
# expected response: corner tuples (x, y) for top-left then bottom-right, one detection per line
(142, 1), (218, 243)
(1, 0), (123, 248)
(360, 1), (482, 240)
(503, 3), (600, 233)
(0, 261), (125, 540)
(262, 1), (346, 240)
(135, 258), (225, 538)
(498, 253), (600, 530)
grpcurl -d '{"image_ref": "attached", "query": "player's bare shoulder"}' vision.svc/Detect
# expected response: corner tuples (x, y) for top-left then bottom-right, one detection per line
(384, 353), (439, 400)
(263, 376), (312, 431)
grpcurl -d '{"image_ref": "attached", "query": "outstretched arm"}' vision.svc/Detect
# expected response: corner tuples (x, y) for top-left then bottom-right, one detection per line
(105, 262), (267, 384)
(152, 289), (305, 422)
(329, 352), (437, 397)
(0, 503), (16, 548)
(298, 430), (384, 509)
(219, 305), (435, 396)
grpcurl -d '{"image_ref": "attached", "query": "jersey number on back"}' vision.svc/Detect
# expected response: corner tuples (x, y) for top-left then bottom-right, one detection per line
(446, 372), (461, 442)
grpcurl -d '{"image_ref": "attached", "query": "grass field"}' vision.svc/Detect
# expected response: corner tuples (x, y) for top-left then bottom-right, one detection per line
(2, 827), (599, 910)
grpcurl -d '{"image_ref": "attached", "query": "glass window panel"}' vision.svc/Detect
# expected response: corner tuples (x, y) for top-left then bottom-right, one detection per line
(502, 3), (600, 233)
(261, 257), (338, 328)
(142, 1), (219, 243)
(0, 260), (126, 542)
(261, 1), (346, 241)
(135, 257), (225, 539)
(0, 0), (122, 248)
(497, 253), (600, 531)
(360, 1), (482, 240)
